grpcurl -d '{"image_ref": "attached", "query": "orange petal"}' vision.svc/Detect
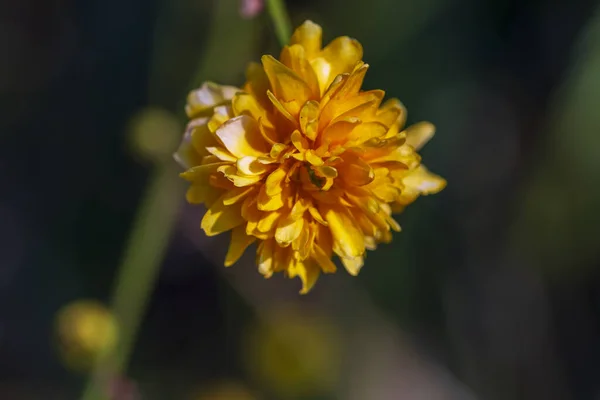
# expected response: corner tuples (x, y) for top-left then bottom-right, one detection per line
(320, 117), (360, 147)
(338, 152), (374, 186)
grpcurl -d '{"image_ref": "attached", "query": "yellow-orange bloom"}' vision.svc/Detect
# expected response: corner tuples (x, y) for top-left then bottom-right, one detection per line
(176, 21), (446, 293)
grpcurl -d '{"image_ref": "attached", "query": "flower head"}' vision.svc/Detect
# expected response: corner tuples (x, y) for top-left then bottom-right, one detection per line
(176, 21), (446, 293)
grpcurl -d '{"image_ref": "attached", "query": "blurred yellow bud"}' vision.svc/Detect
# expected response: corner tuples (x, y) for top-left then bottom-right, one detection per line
(55, 300), (118, 372)
(243, 308), (341, 397)
(127, 108), (181, 163)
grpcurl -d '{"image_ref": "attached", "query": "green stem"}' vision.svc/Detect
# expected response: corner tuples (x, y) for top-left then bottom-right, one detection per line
(80, 163), (182, 400)
(266, 0), (292, 47)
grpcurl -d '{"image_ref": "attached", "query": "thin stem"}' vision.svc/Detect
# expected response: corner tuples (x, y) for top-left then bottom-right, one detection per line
(80, 163), (182, 400)
(266, 0), (292, 47)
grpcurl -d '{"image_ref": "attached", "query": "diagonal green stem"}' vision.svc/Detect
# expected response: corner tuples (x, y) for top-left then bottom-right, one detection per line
(266, 0), (292, 47)
(80, 0), (290, 397)
(80, 163), (183, 400)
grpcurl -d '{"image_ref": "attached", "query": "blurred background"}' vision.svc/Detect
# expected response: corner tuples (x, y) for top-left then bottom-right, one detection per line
(2, 0), (600, 398)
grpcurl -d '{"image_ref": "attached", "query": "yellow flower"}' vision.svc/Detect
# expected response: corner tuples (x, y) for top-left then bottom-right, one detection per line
(176, 21), (446, 293)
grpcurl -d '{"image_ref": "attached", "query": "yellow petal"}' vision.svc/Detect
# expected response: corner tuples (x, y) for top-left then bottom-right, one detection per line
(180, 162), (227, 182)
(322, 205), (365, 258)
(312, 244), (337, 273)
(313, 36), (363, 91)
(299, 100), (320, 140)
(268, 245), (289, 273)
(257, 210), (283, 233)
(217, 165), (263, 187)
(257, 240), (275, 277)
(351, 208), (378, 237)
(288, 259), (320, 294)
(275, 216), (305, 245)
(206, 146), (237, 162)
(265, 167), (287, 195)
(215, 115), (269, 158)
(347, 122), (388, 146)
(289, 198), (309, 219)
(257, 183), (286, 211)
(371, 182), (400, 203)
(258, 117), (280, 145)
(201, 194), (245, 236)
(402, 165), (447, 194)
(232, 92), (266, 122)
(305, 150), (324, 166)
(236, 156), (270, 175)
(334, 62), (368, 100)
(293, 221), (313, 260)
(377, 98), (406, 128)
(280, 44), (320, 97)
(208, 172), (234, 192)
(203, 189), (224, 210)
(270, 143), (288, 159)
(363, 236), (376, 251)
(331, 90), (383, 123)
(174, 124), (205, 169)
(186, 82), (239, 118)
(385, 214), (401, 232)
(292, 132), (311, 157)
(206, 105), (234, 133)
(262, 55), (313, 116)
(187, 119), (217, 158)
(320, 90), (383, 130)
(223, 186), (256, 206)
(290, 20), (322, 58)
(224, 226), (256, 267)
(185, 183), (209, 204)
(315, 165), (337, 178)
(200, 155), (221, 165)
(308, 205), (328, 225)
(244, 62), (271, 110)
(266, 90), (296, 124)
(341, 256), (364, 276)
(404, 122), (435, 151)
